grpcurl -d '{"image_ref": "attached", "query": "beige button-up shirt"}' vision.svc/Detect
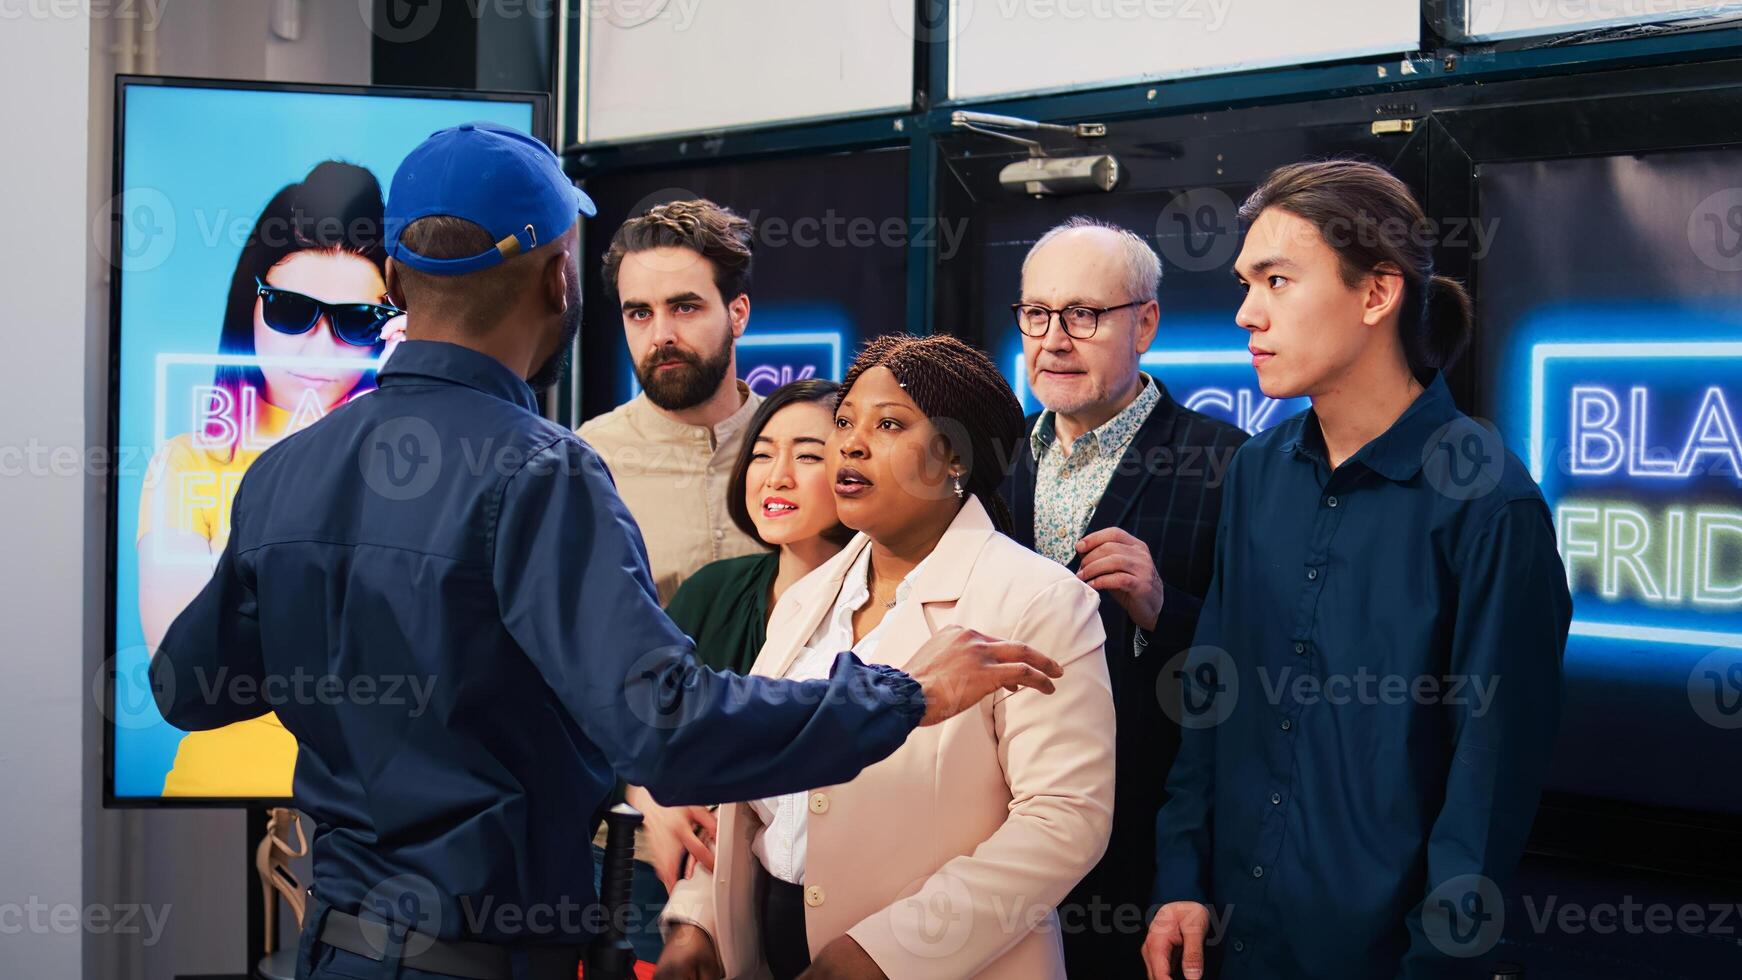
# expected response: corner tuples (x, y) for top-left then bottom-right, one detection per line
(577, 382), (767, 606)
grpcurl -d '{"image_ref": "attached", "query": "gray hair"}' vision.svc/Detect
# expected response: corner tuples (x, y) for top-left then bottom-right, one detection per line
(1022, 215), (1163, 303)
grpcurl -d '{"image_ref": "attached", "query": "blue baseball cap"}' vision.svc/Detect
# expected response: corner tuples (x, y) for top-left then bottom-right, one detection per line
(385, 121), (597, 276)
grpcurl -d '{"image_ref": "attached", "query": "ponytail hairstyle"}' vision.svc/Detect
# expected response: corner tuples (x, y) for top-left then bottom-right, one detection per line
(836, 333), (1024, 536)
(1238, 159), (1473, 382)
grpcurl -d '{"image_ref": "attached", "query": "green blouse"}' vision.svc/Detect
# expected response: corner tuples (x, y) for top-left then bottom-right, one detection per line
(665, 550), (781, 676)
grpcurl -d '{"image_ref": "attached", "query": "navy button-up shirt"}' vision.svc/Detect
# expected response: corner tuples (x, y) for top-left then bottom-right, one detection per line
(152, 340), (924, 953)
(1152, 375), (1570, 978)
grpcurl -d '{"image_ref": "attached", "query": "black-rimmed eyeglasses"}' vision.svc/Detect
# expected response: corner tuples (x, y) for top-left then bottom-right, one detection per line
(1010, 300), (1144, 340)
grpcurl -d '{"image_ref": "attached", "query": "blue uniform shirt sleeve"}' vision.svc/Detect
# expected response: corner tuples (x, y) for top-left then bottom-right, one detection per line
(491, 437), (926, 806)
(1399, 498), (1570, 976)
(151, 496), (270, 731)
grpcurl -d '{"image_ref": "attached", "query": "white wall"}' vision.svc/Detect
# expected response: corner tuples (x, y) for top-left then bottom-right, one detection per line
(585, 0), (914, 142)
(0, 3), (94, 979)
(1454, 0), (1742, 41)
(950, 0), (1420, 101)
(154, 0), (373, 85)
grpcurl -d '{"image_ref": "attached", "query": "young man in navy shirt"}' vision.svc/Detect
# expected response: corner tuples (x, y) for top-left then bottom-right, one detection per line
(1145, 161), (1570, 980)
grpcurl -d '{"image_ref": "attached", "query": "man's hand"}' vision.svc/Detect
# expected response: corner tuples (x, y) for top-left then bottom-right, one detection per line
(1076, 528), (1165, 631)
(798, 935), (886, 979)
(624, 785), (716, 893)
(904, 626), (1063, 726)
(1142, 901), (1212, 980)
(379, 313), (408, 365)
(654, 923), (723, 980)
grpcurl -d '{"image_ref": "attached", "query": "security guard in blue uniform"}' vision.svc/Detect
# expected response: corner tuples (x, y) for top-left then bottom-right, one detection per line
(151, 122), (1064, 980)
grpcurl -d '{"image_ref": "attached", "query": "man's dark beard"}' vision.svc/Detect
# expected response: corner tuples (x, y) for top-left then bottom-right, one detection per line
(528, 288), (583, 393)
(635, 335), (733, 411)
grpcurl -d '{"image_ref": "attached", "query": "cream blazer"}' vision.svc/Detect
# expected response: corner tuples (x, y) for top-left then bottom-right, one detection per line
(663, 495), (1116, 979)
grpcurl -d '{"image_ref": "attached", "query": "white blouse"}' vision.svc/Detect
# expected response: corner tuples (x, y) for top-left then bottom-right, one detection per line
(748, 544), (931, 885)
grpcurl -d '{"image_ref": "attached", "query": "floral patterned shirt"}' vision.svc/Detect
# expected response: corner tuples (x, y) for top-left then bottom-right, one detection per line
(1030, 375), (1162, 566)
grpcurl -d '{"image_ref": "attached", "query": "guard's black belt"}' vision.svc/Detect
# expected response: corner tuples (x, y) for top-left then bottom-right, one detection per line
(319, 908), (585, 980)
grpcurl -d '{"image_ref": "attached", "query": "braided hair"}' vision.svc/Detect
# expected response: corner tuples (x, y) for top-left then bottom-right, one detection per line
(837, 333), (1025, 536)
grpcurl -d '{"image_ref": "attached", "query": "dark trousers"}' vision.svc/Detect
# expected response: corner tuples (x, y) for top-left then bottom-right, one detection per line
(760, 876), (810, 980)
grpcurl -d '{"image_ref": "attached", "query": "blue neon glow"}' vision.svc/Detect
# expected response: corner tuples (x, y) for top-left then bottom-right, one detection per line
(1512, 314), (1742, 653)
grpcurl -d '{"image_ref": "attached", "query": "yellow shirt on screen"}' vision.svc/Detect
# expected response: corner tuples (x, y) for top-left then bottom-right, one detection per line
(139, 397), (298, 799)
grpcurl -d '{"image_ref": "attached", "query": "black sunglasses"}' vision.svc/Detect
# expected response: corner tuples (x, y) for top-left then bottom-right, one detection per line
(255, 277), (403, 348)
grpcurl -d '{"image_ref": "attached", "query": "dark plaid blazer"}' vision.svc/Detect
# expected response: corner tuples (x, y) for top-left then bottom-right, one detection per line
(1000, 375), (1249, 977)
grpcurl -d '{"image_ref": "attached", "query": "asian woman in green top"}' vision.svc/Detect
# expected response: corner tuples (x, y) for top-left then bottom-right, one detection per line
(663, 378), (856, 675)
(626, 378), (856, 898)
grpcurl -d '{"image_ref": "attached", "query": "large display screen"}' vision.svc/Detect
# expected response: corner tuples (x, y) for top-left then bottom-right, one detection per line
(108, 78), (541, 805)
(1477, 151), (1742, 816)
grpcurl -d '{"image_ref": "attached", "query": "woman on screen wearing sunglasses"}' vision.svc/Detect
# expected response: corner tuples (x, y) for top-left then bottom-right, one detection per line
(137, 160), (404, 798)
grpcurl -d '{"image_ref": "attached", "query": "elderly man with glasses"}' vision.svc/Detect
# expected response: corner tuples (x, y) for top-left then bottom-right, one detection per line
(999, 216), (1249, 979)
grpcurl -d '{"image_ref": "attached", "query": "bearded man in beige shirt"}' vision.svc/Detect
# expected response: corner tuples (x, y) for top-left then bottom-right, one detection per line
(579, 199), (767, 607)
(576, 199), (773, 961)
